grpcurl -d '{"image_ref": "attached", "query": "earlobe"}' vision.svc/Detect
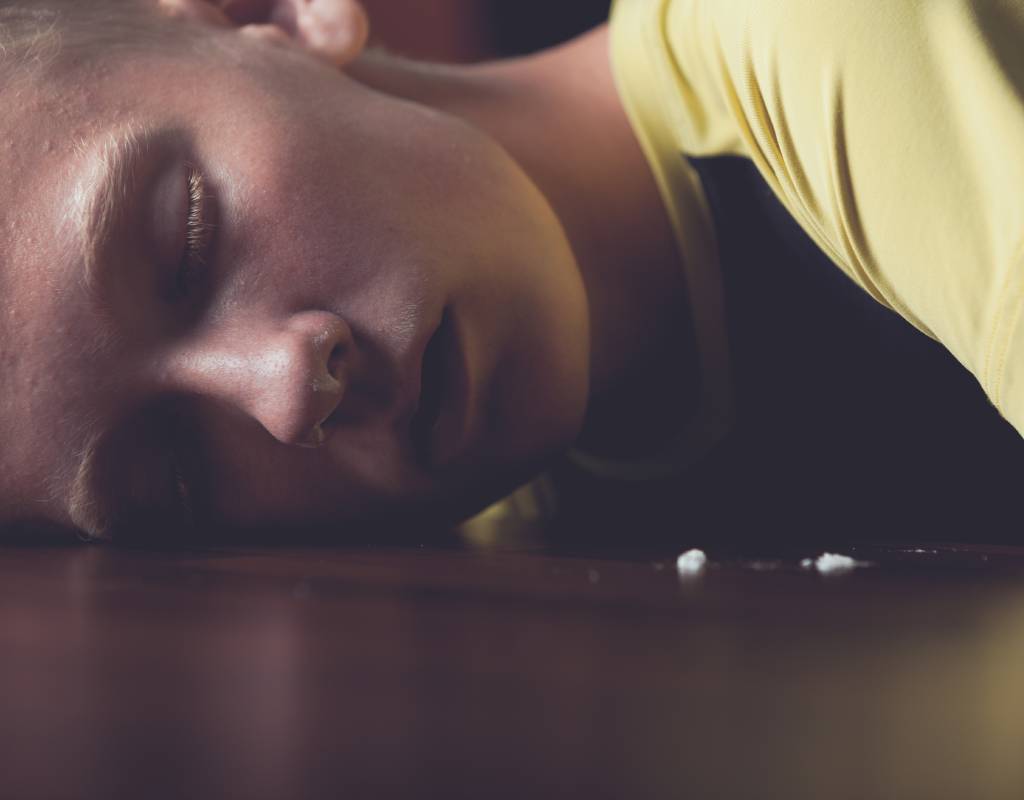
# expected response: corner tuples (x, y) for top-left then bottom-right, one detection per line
(161, 0), (370, 68)
(224, 0), (370, 67)
(290, 0), (370, 68)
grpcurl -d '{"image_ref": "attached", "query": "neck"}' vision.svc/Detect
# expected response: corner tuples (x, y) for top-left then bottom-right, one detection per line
(347, 27), (700, 459)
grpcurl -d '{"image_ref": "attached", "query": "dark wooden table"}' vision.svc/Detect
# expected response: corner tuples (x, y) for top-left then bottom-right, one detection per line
(2, 536), (1023, 799)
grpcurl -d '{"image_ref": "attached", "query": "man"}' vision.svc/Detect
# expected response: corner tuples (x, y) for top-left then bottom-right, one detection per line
(1, 0), (1020, 542)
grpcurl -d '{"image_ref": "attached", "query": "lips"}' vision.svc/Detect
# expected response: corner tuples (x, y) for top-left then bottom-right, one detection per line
(411, 309), (452, 468)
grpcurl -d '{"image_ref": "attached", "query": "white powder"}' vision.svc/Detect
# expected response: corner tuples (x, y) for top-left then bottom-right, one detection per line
(676, 548), (708, 576)
(801, 552), (864, 574)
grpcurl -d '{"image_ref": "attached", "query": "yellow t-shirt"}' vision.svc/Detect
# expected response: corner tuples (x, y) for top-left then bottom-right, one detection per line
(608, 0), (1024, 443)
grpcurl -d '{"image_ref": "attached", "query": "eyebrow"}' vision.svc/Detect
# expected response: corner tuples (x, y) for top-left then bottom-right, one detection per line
(65, 418), (198, 543)
(63, 125), (187, 539)
(66, 429), (113, 541)
(59, 126), (153, 540)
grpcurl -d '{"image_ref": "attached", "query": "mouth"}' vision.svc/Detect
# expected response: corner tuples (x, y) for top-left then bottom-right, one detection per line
(410, 308), (467, 470)
(411, 305), (452, 469)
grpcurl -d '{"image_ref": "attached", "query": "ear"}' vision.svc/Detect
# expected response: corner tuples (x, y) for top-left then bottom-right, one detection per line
(159, 0), (370, 68)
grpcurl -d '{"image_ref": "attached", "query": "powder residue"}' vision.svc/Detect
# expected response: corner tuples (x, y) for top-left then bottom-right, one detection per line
(801, 552), (865, 574)
(676, 549), (708, 576)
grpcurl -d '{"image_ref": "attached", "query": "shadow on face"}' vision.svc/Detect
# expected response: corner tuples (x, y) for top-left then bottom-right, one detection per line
(0, 0), (590, 542)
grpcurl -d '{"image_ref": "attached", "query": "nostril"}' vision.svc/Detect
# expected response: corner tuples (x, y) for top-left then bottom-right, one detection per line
(326, 344), (348, 386)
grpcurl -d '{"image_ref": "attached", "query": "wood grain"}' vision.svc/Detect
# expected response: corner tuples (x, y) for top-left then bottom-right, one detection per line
(1, 539), (1023, 798)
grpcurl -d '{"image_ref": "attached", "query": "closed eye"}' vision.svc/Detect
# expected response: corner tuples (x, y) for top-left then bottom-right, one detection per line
(177, 167), (214, 299)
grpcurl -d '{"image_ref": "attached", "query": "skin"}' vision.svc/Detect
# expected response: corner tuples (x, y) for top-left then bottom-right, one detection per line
(0, 0), (696, 540)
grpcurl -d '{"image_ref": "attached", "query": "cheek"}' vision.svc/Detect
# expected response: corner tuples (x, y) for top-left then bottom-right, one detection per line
(458, 168), (590, 461)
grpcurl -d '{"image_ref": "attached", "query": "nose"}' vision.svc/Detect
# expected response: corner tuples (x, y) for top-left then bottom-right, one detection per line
(167, 310), (353, 447)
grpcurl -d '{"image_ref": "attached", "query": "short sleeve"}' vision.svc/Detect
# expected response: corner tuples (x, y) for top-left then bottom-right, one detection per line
(612, 0), (1024, 437)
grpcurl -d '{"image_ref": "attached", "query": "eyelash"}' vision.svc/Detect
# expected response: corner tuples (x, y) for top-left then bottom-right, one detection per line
(177, 167), (213, 299)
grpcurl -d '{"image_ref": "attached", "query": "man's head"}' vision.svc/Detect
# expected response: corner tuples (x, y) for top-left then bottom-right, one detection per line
(0, 0), (590, 540)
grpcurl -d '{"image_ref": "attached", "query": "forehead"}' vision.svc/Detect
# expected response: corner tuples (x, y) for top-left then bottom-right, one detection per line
(0, 17), (288, 333)
(0, 25), (321, 340)
(0, 46), (134, 287)
(0, 52), (157, 524)
(0, 104), (97, 515)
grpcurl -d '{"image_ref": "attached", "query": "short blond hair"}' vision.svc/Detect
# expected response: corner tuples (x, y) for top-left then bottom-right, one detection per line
(0, 1), (172, 82)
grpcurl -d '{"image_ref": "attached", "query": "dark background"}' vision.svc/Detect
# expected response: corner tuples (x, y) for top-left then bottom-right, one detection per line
(361, 0), (613, 62)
